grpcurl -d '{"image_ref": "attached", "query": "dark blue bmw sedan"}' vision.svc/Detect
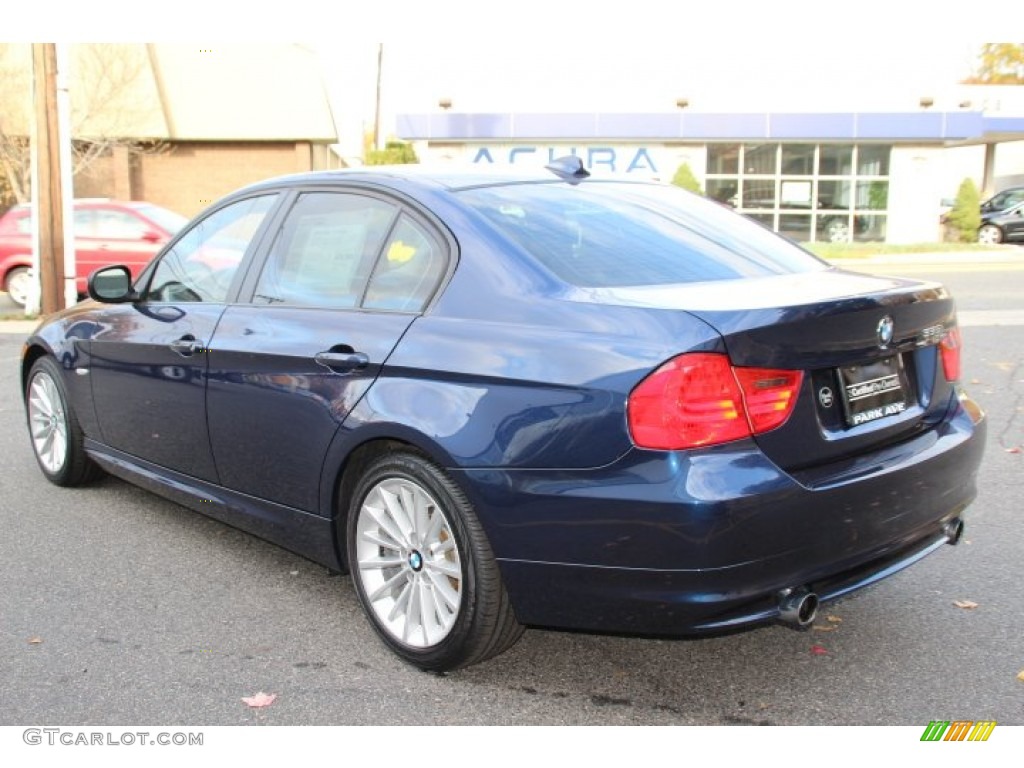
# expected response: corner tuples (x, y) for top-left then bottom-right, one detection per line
(22, 160), (986, 671)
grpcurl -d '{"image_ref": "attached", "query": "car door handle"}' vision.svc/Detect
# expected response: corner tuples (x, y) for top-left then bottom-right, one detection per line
(170, 336), (204, 357)
(314, 350), (369, 372)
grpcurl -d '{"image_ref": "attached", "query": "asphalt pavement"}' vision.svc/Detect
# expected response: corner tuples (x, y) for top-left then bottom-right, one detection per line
(0, 252), (1021, 729)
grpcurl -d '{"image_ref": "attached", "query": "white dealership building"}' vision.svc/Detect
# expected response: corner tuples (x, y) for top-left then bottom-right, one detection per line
(395, 87), (1024, 244)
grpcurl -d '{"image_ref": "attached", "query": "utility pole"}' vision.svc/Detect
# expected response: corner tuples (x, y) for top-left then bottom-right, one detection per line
(31, 42), (66, 316)
(373, 43), (383, 152)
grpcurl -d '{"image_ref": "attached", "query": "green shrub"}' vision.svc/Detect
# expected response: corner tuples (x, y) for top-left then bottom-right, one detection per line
(365, 140), (419, 166)
(671, 162), (702, 194)
(945, 178), (981, 242)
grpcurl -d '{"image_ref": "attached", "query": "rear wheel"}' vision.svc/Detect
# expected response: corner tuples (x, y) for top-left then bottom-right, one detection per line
(26, 357), (101, 486)
(5, 266), (32, 307)
(346, 451), (523, 671)
(978, 224), (1003, 244)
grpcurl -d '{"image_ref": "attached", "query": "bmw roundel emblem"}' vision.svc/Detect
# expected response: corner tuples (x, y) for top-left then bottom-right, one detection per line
(408, 551), (423, 571)
(877, 316), (894, 348)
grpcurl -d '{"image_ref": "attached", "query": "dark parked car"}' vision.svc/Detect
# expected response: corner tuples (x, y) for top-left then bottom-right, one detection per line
(0, 198), (187, 306)
(980, 185), (1024, 215)
(22, 161), (986, 671)
(978, 200), (1024, 244)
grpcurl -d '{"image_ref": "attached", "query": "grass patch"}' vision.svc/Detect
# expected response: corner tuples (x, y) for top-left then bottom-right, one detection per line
(803, 242), (1015, 259)
(0, 312), (39, 321)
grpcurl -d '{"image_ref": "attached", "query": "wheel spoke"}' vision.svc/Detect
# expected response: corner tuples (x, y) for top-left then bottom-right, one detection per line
(426, 558), (461, 580)
(381, 487), (415, 544)
(367, 568), (409, 603)
(419, 579), (443, 644)
(363, 500), (407, 548)
(360, 527), (402, 552)
(403, 576), (422, 645)
(413, 492), (431, 547)
(387, 578), (414, 623)
(427, 569), (460, 612)
(358, 553), (406, 570)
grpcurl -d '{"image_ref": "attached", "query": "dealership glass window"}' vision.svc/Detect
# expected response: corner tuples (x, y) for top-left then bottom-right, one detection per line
(705, 179), (738, 206)
(705, 143), (891, 243)
(781, 144), (815, 175)
(742, 144), (777, 175)
(779, 214), (812, 242)
(818, 145), (853, 176)
(857, 145), (890, 176)
(707, 144), (739, 175)
(742, 179), (776, 208)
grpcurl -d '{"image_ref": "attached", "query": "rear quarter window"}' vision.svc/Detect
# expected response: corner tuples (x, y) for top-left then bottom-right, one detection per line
(458, 181), (825, 287)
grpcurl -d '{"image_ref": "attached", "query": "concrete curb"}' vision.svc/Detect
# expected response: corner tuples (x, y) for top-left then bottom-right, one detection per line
(0, 320), (40, 335)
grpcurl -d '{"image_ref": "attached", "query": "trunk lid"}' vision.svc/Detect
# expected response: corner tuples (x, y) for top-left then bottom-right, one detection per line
(587, 267), (959, 470)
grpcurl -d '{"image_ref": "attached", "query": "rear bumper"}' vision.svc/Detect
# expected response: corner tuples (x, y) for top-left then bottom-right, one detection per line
(456, 392), (986, 635)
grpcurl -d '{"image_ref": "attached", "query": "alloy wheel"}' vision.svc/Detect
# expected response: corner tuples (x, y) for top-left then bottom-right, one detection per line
(28, 370), (69, 474)
(354, 477), (463, 648)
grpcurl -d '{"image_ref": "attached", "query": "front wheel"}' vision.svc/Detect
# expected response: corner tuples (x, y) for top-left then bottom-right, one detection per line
(978, 224), (1003, 244)
(346, 451), (523, 671)
(25, 357), (101, 486)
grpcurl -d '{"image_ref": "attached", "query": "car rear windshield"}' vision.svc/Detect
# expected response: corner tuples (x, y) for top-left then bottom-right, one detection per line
(458, 181), (826, 287)
(134, 204), (189, 234)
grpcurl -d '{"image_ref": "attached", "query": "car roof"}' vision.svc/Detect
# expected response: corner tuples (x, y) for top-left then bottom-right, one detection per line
(230, 164), (659, 197)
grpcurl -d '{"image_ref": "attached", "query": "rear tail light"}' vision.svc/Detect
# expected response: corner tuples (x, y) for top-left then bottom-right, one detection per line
(939, 326), (962, 382)
(627, 353), (803, 450)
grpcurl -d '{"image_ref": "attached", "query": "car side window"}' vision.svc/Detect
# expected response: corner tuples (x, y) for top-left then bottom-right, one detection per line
(144, 195), (275, 303)
(91, 208), (148, 240)
(253, 192), (398, 308)
(363, 215), (446, 312)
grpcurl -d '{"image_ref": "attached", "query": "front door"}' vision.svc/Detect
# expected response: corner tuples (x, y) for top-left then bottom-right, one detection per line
(89, 194), (278, 481)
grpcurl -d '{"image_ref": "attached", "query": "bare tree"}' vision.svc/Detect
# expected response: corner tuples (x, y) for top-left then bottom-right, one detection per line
(0, 43), (165, 210)
(0, 44), (32, 207)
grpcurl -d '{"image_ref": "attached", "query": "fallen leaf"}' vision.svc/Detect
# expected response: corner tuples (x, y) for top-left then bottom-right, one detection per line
(953, 600), (979, 610)
(810, 645), (828, 655)
(812, 625), (837, 632)
(27, 637), (43, 644)
(241, 692), (277, 708)
(1005, 447), (1022, 454)
(970, 378), (981, 384)
(826, 615), (843, 623)
(1017, 670), (1024, 683)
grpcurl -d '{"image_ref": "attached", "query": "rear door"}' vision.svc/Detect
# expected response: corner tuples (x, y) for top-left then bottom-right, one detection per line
(205, 188), (449, 513)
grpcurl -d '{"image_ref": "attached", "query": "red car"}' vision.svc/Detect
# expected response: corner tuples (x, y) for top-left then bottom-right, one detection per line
(0, 199), (187, 306)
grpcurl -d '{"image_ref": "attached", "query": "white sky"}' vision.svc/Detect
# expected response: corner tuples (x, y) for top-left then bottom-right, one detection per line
(15, 0), (1012, 152)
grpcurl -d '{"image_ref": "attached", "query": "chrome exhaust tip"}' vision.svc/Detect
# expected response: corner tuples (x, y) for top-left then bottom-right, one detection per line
(944, 518), (965, 545)
(777, 587), (819, 629)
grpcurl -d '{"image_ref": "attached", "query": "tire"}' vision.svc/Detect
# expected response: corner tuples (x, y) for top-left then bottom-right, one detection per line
(5, 266), (32, 307)
(823, 218), (852, 244)
(978, 224), (1003, 244)
(346, 451), (523, 671)
(25, 357), (102, 487)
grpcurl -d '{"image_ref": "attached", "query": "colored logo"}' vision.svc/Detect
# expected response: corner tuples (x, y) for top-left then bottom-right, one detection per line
(920, 720), (996, 742)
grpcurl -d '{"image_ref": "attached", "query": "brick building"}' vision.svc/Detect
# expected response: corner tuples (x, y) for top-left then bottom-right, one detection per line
(2, 44), (340, 218)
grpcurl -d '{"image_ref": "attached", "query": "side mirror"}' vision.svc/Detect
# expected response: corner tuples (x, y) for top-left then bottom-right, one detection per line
(88, 265), (138, 303)
(141, 229), (163, 243)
